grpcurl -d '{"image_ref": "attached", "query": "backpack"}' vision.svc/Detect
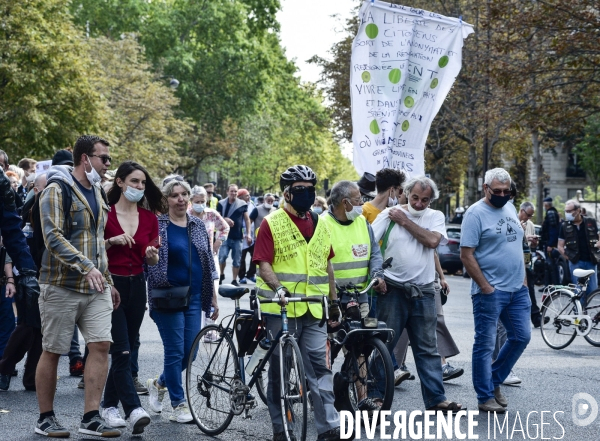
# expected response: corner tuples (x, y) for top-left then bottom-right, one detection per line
(30, 178), (108, 270)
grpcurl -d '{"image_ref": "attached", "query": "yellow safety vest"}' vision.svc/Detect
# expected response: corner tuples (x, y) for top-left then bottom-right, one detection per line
(207, 196), (219, 210)
(256, 209), (331, 318)
(321, 214), (370, 288)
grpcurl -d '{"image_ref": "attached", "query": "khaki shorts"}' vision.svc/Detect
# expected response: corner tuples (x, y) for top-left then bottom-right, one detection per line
(39, 283), (113, 354)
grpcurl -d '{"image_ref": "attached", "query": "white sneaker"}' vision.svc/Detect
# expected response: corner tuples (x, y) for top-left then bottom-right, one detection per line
(146, 378), (167, 413)
(100, 406), (127, 428)
(394, 368), (410, 386)
(169, 403), (193, 423)
(128, 407), (151, 435)
(502, 370), (522, 386)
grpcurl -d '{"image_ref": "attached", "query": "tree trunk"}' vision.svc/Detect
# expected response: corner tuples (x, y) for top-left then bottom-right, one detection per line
(532, 129), (544, 224)
(466, 142), (478, 205)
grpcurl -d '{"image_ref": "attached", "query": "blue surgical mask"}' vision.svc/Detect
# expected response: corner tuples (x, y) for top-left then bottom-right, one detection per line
(312, 206), (323, 214)
(123, 186), (144, 203)
(192, 203), (206, 213)
(565, 212), (575, 222)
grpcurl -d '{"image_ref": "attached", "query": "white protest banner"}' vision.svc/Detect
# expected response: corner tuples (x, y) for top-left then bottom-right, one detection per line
(35, 160), (52, 174)
(351, 0), (473, 177)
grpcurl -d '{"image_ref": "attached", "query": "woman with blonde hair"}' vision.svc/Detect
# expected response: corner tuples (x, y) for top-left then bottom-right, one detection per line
(145, 177), (219, 423)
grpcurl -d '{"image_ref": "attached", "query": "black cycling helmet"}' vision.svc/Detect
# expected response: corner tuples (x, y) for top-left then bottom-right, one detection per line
(279, 165), (317, 191)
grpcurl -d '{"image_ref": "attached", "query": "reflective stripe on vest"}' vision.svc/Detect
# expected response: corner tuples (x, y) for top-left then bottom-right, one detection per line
(321, 214), (370, 289)
(256, 209), (331, 318)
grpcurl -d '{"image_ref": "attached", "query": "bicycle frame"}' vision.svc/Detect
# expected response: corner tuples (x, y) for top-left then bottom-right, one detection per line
(542, 280), (594, 337)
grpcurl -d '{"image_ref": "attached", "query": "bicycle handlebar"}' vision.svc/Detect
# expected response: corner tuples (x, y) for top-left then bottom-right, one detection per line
(254, 295), (330, 327)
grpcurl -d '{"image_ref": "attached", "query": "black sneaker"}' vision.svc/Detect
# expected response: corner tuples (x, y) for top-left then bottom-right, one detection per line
(231, 280), (240, 287)
(35, 415), (70, 438)
(219, 274), (225, 285)
(318, 427), (351, 441)
(273, 431), (297, 441)
(0, 374), (10, 391)
(79, 415), (121, 437)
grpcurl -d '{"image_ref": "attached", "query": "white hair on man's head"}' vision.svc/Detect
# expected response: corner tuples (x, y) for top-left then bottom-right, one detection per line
(520, 201), (534, 211)
(484, 168), (511, 186)
(191, 185), (207, 197)
(404, 176), (440, 201)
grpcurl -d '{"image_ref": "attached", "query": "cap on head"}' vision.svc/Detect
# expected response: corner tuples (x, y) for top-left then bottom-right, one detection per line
(543, 197), (553, 203)
(52, 149), (74, 166)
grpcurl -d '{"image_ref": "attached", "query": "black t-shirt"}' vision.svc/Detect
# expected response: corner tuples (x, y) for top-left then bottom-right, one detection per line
(74, 179), (98, 222)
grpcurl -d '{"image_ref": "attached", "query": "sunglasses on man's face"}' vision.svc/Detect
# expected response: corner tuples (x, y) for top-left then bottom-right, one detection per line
(290, 185), (316, 194)
(89, 154), (112, 164)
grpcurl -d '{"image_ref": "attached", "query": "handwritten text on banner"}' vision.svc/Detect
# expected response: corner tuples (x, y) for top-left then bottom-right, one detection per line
(351, 1), (473, 177)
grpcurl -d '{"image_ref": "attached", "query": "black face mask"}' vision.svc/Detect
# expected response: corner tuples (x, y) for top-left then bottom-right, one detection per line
(287, 188), (315, 214)
(488, 192), (511, 208)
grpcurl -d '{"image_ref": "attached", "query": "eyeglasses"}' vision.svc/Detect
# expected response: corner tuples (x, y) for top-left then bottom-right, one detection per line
(487, 187), (511, 196)
(290, 185), (316, 194)
(522, 210), (534, 218)
(89, 154), (112, 164)
(565, 208), (578, 214)
(163, 175), (184, 185)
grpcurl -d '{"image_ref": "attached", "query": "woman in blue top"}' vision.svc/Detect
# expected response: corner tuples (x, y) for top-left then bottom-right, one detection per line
(145, 177), (219, 423)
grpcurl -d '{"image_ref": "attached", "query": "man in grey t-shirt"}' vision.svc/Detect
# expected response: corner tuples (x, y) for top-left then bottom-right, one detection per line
(460, 168), (530, 414)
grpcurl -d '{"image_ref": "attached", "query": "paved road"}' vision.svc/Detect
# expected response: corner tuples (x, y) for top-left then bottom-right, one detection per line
(1, 275), (599, 440)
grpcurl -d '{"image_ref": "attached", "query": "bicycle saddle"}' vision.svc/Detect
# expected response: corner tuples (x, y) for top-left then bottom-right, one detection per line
(219, 284), (249, 300)
(573, 269), (595, 278)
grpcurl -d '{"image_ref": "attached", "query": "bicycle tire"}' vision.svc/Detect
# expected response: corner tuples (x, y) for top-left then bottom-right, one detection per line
(186, 325), (238, 435)
(540, 290), (578, 350)
(584, 289), (600, 347)
(255, 361), (269, 405)
(279, 335), (307, 441)
(334, 336), (394, 414)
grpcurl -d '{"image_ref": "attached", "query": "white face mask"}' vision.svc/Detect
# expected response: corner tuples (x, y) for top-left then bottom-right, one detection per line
(84, 158), (102, 186)
(192, 203), (206, 213)
(345, 201), (363, 221)
(263, 203), (273, 209)
(123, 186), (144, 203)
(406, 202), (427, 217)
(388, 196), (398, 207)
(565, 212), (575, 222)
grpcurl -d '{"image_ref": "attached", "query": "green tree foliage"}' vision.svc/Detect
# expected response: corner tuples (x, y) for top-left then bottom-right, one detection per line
(88, 36), (191, 177)
(0, 0), (105, 158)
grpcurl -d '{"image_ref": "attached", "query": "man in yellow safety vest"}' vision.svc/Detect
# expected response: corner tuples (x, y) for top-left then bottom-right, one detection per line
(253, 165), (342, 441)
(320, 180), (387, 412)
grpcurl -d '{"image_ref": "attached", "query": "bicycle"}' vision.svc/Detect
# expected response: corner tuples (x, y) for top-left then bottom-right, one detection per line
(331, 277), (395, 415)
(186, 283), (329, 441)
(540, 268), (600, 349)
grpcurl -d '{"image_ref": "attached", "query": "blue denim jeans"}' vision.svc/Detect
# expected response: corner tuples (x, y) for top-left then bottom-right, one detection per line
(472, 286), (531, 404)
(0, 286), (16, 358)
(376, 284), (446, 408)
(151, 293), (201, 407)
(368, 294), (400, 370)
(218, 238), (242, 268)
(568, 260), (597, 307)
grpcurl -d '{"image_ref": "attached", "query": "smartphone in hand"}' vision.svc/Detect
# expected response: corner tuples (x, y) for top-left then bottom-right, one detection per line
(142, 235), (161, 257)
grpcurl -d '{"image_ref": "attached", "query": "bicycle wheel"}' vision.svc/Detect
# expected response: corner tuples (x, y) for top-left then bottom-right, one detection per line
(334, 337), (394, 414)
(584, 289), (600, 347)
(540, 290), (579, 350)
(279, 335), (307, 441)
(255, 361), (269, 405)
(186, 325), (239, 435)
